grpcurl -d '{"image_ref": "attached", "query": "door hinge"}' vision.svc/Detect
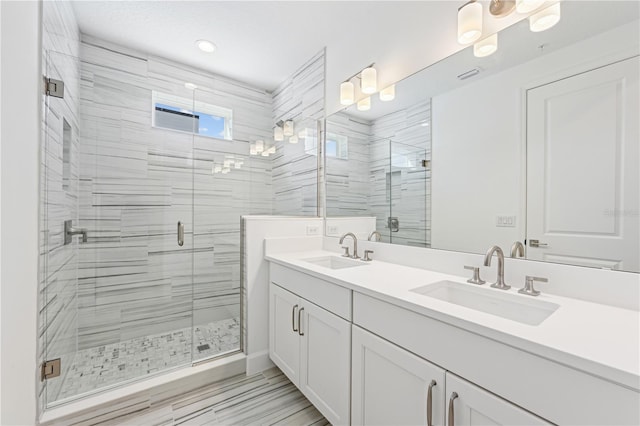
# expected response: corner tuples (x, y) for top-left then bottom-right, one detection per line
(44, 77), (64, 99)
(41, 358), (61, 381)
(421, 159), (431, 169)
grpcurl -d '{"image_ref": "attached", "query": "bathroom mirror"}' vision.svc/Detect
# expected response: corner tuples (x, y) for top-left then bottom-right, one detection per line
(325, 1), (640, 273)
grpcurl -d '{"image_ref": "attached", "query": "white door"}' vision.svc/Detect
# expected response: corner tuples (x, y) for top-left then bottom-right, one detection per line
(352, 326), (446, 426)
(269, 284), (300, 385)
(299, 301), (351, 426)
(526, 57), (639, 271)
(445, 373), (550, 426)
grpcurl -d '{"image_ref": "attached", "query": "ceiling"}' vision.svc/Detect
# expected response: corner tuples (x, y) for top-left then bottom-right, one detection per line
(71, 1), (550, 115)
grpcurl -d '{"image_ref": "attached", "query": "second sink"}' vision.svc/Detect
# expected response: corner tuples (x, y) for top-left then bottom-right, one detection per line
(410, 280), (559, 326)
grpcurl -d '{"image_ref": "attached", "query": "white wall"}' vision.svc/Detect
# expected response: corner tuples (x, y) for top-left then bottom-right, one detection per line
(431, 21), (640, 255)
(0, 1), (41, 424)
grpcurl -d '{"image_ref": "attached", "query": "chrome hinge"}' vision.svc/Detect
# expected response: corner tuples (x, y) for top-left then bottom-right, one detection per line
(44, 77), (64, 98)
(41, 358), (61, 381)
(421, 159), (431, 169)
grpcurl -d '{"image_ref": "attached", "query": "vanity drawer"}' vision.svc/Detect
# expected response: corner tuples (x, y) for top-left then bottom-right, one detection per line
(353, 292), (640, 426)
(270, 263), (352, 320)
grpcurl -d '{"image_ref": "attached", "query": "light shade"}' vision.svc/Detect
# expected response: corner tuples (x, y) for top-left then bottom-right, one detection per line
(379, 85), (395, 101)
(261, 151), (269, 157)
(361, 67), (377, 94)
(283, 120), (294, 136)
(255, 140), (264, 153)
(357, 97), (371, 111)
(458, 0), (483, 44)
(340, 81), (355, 105)
(289, 135), (299, 144)
(268, 146), (276, 154)
(213, 165), (222, 173)
(298, 129), (307, 139)
(529, 3), (560, 32)
(516, 0), (544, 13)
(274, 126), (284, 141)
(474, 33), (498, 57)
(249, 144), (257, 155)
(222, 167), (230, 174)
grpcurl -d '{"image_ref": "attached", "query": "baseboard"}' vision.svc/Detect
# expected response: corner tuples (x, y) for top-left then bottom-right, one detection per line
(246, 350), (274, 375)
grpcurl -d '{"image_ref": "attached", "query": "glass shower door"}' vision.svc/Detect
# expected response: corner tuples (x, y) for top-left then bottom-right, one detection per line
(42, 50), (197, 406)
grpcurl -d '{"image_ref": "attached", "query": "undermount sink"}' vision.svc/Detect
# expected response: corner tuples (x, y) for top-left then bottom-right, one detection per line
(410, 280), (559, 326)
(302, 255), (368, 270)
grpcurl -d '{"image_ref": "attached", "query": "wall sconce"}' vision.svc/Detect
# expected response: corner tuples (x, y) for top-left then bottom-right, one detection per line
(474, 33), (498, 57)
(357, 97), (371, 111)
(529, 3), (560, 32)
(339, 63), (377, 106)
(379, 85), (395, 102)
(457, 0), (483, 44)
(515, 0), (544, 13)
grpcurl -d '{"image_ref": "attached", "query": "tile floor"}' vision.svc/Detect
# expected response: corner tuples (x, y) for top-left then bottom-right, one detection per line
(55, 318), (240, 402)
(51, 367), (329, 426)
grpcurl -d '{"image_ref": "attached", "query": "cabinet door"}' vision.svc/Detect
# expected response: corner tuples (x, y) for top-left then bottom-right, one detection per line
(352, 326), (446, 426)
(299, 300), (351, 426)
(269, 283), (301, 385)
(445, 373), (551, 426)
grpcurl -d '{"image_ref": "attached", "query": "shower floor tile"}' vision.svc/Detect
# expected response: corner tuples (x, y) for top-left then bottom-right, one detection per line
(55, 318), (240, 402)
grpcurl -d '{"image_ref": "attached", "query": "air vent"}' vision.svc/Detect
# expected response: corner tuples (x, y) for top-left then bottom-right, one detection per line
(457, 68), (481, 80)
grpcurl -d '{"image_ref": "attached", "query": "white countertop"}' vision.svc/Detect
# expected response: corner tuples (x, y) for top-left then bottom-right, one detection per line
(266, 249), (640, 391)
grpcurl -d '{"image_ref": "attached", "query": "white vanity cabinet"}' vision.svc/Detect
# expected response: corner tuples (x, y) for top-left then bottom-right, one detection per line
(268, 264), (352, 426)
(352, 325), (446, 426)
(445, 373), (550, 426)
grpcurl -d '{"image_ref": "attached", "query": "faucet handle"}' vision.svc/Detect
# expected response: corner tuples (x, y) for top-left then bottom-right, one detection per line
(363, 250), (374, 261)
(464, 265), (486, 285)
(341, 246), (351, 258)
(518, 275), (548, 296)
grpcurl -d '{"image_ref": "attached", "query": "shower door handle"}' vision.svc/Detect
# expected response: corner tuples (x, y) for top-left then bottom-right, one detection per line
(177, 221), (184, 246)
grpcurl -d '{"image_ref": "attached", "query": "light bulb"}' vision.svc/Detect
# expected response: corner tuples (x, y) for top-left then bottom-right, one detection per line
(529, 3), (560, 32)
(457, 0), (483, 44)
(379, 85), (395, 101)
(283, 120), (294, 136)
(274, 126), (284, 141)
(516, 0), (544, 13)
(361, 67), (377, 94)
(340, 81), (355, 105)
(474, 33), (498, 57)
(357, 97), (371, 111)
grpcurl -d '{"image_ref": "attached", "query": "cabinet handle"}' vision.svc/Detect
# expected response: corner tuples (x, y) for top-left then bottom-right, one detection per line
(427, 380), (437, 426)
(298, 307), (304, 336)
(177, 221), (184, 247)
(448, 392), (458, 426)
(292, 304), (298, 332)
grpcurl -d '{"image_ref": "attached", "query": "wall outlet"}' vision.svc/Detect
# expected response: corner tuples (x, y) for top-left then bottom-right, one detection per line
(306, 225), (320, 236)
(326, 225), (339, 235)
(496, 215), (516, 227)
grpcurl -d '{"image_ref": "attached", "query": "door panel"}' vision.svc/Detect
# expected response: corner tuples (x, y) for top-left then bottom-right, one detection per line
(300, 300), (351, 426)
(526, 57), (639, 271)
(269, 284), (300, 384)
(352, 326), (446, 426)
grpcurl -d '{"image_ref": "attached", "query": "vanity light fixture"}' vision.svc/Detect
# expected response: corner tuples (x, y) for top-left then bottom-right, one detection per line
(283, 120), (294, 137)
(529, 2), (561, 32)
(474, 33), (498, 57)
(196, 39), (216, 53)
(379, 84), (396, 101)
(357, 97), (371, 111)
(361, 67), (378, 94)
(457, 0), (483, 44)
(340, 81), (355, 105)
(515, 0), (545, 13)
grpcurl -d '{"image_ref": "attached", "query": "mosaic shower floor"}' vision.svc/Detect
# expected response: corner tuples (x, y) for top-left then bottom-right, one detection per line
(55, 317), (240, 402)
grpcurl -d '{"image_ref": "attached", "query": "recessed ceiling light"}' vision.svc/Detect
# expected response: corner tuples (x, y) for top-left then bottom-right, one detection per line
(184, 82), (198, 90)
(196, 39), (216, 53)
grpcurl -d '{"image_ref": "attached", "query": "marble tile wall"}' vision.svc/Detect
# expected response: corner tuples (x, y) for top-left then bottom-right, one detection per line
(370, 99), (432, 247)
(41, 0), (82, 409)
(271, 49), (325, 216)
(76, 35), (274, 360)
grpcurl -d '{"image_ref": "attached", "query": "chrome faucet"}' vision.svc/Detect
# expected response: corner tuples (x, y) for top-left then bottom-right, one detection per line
(368, 231), (381, 242)
(510, 241), (525, 258)
(484, 245), (510, 290)
(339, 232), (359, 259)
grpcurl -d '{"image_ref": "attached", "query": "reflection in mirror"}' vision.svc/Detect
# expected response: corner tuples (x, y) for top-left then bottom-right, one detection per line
(325, 1), (639, 272)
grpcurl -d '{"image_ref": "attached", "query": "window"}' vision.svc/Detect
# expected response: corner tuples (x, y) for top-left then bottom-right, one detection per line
(306, 131), (348, 160)
(152, 91), (233, 140)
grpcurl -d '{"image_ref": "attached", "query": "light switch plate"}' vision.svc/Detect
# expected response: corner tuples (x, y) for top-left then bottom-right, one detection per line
(496, 215), (516, 227)
(326, 225), (339, 235)
(306, 225), (320, 235)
